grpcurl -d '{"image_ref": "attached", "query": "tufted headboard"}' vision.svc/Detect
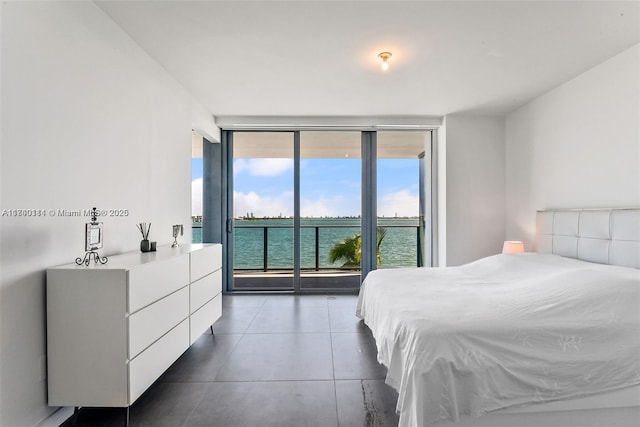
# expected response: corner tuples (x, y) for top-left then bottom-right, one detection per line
(535, 208), (640, 269)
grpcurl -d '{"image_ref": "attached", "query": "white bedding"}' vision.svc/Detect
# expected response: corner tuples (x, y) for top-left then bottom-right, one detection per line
(356, 253), (640, 427)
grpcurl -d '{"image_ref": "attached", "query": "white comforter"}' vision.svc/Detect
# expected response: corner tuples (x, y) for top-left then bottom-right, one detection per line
(356, 253), (640, 426)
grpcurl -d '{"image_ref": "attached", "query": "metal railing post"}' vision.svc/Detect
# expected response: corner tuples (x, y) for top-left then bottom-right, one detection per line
(263, 227), (268, 272)
(315, 226), (320, 271)
(416, 225), (421, 267)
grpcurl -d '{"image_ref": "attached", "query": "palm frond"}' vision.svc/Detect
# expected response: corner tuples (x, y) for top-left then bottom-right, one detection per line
(328, 227), (388, 268)
(376, 227), (387, 265)
(328, 234), (361, 268)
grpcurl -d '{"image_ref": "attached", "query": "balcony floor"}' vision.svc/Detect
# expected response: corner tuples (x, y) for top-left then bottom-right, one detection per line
(233, 270), (361, 290)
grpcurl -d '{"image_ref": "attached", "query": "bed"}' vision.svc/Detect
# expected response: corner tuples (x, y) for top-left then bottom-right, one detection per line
(356, 208), (640, 427)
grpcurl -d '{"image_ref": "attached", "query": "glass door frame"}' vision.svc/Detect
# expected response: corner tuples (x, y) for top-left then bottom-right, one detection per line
(223, 130), (366, 294)
(221, 130), (301, 292)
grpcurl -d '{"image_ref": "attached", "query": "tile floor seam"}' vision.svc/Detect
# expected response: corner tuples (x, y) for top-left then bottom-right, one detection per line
(206, 325), (247, 383)
(231, 331), (332, 335)
(181, 380), (214, 427)
(182, 300), (256, 427)
(206, 379), (337, 383)
(237, 298), (267, 334)
(242, 333), (333, 336)
(212, 331), (334, 383)
(162, 375), (392, 385)
(330, 332), (369, 336)
(327, 301), (341, 427)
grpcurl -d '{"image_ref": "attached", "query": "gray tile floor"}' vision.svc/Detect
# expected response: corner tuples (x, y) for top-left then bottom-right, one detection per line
(62, 294), (399, 427)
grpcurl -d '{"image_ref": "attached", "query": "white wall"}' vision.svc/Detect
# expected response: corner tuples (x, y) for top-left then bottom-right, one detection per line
(505, 44), (640, 249)
(0, 2), (214, 425)
(192, 98), (221, 143)
(443, 115), (506, 266)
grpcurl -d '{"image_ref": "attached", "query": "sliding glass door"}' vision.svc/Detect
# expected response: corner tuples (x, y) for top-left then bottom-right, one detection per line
(223, 129), (432, 293)
(299, 131), (362, 290)
(231, 132), (294, 290)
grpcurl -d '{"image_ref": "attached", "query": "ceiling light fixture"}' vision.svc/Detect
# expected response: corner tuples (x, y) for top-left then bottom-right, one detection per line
(378, 52), (392, 71)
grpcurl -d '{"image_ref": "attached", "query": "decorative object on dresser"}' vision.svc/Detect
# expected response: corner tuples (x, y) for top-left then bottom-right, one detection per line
(171, 224), (184, 247)
(75, 207), (108, 266)
(136, 222), (154, 252)
(47, 243), (223, 426)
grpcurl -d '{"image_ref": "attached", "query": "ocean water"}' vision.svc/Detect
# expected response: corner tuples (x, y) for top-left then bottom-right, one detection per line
(193, 218), (422, 270)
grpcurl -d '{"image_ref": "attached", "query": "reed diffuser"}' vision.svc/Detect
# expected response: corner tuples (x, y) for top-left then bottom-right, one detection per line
(137, 223), (152, 252)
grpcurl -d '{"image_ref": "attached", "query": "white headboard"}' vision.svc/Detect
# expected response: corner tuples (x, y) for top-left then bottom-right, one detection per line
(536, 208), (640, 269)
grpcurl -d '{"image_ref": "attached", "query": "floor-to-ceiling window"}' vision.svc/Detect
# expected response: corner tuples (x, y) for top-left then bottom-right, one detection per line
(192, 131), (204, 243)
(217, 129), (433, 293)
(377, 131), (432, 268)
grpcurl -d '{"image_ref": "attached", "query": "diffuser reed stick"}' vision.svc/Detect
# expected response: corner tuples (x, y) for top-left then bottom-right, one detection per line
(137, 223), (151, 240)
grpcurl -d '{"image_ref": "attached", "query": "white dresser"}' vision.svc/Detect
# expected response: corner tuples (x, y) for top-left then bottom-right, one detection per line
(46, 243), (222, 410)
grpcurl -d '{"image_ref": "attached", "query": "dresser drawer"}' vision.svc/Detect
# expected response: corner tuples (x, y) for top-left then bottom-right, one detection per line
(190, 269), (222, 313)
(128, 286), (189, 359)
(128, 255), (189, 313)
(190, 244), (222, 282)
(129, 319), (189, 404)
(190, 293), (222, 345)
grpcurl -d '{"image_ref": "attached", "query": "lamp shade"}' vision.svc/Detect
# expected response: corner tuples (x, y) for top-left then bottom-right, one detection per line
(502, 241), (524, 254)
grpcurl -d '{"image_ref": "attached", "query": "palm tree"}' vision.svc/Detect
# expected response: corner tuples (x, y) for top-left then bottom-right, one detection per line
(328, 227), (387, 268)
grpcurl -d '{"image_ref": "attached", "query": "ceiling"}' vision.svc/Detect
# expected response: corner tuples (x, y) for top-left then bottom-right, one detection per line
(97, 1), (639, 118)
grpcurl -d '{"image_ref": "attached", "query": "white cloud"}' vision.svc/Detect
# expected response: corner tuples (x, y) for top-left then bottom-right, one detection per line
(234, 190), (293, 218)
(300, 197), (341, 218)
(234, 159), (248, 175)
(197, 181), (415, 219)
(192, 178), (202, 216)
(234, 158), (293, 177)
(233, 190), (360, 218)
(378, 189), (418, 217)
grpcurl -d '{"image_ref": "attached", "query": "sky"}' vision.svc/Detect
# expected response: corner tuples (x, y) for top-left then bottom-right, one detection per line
(192, 157), (419, 218)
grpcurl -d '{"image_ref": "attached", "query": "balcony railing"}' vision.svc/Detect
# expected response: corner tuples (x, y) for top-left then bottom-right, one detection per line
(192, 222), (423, 272)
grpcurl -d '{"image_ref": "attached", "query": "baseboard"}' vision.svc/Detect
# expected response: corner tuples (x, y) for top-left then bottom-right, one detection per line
(36, 407), (73, 427)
